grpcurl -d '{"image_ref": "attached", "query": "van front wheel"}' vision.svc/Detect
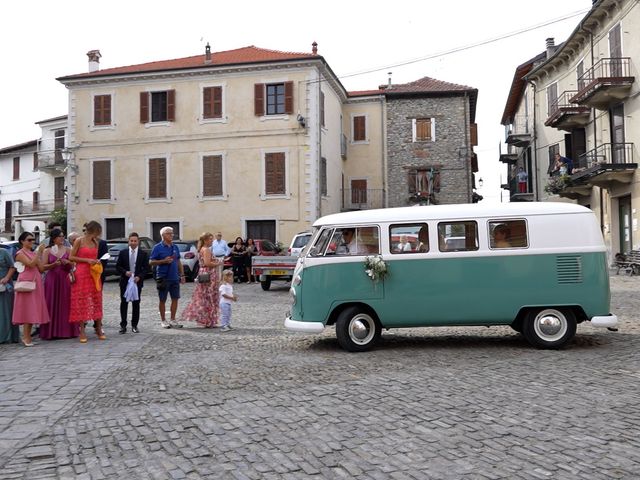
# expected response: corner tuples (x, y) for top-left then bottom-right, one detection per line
(335, 307), (381, 352)
(523, 308), (576, 349)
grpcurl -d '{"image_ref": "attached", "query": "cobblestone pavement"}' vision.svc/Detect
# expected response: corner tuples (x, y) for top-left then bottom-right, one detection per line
(0, 275), (639, 479)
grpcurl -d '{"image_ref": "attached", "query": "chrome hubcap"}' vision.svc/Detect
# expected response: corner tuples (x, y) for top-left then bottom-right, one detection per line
(349, 314), (375, 345)
(534, 309), (567, 342)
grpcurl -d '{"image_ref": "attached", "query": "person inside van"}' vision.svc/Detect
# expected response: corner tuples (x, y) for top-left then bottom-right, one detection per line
(397, 235), (412, 252)
(417, 226), (428, 252)
(336, 228), (366, 255)
(492, 224), (512, 248)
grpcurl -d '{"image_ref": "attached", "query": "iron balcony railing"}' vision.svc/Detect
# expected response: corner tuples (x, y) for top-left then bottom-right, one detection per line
(576, 143), (634, 169)
(575, 57), (632, 93)
(340, 134), (347, 159)
(341, 188), (385, 210)
(37, 149), (68, 169)
(17, 199), (63, 215)
(506, 115), (530, 136)
(548, 90), (580, 116)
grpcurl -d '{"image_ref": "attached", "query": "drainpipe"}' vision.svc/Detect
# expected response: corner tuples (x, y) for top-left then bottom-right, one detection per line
(463, 92), (471, 202)
(380, 94), (387, 208)
(527, 79), (539, 201)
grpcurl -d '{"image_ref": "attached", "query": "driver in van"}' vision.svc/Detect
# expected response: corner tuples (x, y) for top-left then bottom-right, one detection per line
(493, 224), (512, 248)
(336, 229), (366, 255)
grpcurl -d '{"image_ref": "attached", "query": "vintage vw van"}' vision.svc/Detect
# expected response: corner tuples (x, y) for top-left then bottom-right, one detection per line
(284, 203), (617, 352)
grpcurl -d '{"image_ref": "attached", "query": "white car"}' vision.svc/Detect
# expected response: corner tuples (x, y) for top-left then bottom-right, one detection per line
(173, 240), (199, 281)
(288, 232), (312, 256)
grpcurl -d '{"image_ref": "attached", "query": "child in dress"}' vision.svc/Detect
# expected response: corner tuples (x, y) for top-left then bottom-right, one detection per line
(219, 270), (237, 332)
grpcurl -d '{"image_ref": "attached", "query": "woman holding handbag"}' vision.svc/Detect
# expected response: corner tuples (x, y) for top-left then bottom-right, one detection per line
(182, 232), (221, 328)
(12, 231), (50, 347)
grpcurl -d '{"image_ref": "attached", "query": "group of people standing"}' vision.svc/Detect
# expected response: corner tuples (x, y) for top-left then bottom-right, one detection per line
(211, 233), (259, 283)
(0, 221), (106, 346)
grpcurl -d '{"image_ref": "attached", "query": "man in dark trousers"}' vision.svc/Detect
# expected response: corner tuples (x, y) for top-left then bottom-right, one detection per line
(116, 232), (149, 333)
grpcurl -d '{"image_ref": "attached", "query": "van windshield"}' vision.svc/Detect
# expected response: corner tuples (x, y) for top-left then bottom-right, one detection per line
(309, 226), (380, 256)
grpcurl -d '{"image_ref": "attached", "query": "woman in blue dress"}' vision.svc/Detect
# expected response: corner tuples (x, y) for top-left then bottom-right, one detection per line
(0, 247), (19, 344)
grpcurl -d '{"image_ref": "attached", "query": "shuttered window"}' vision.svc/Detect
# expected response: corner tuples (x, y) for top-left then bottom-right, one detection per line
(256, 82), (293, 116)
(92, 160), (111, 200)
(33, 152), (39, 171)
(265, 152), (286, 195)
(320, 91), (325, 127)
(33, 192), (39, 210)
(203, 86), (223, 119)
(148, 157), (167, 199)
(13, 157), (19, 180)
(202, 155), (223, 197)
(353, 116), (366, 141)
(94, 94), (112, 125)
(414, 118), (433, 142)
(320, 157), (327, 196)
(140, 90), (176, 123)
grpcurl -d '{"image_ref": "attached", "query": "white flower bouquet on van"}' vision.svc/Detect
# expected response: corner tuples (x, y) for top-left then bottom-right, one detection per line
(364, 255), (388, 282)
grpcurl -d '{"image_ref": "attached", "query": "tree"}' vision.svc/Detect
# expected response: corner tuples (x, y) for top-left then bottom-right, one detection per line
(49, 207), (67, 232)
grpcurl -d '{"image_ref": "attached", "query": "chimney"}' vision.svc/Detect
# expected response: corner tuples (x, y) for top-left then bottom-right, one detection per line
(312, 41), (318, 55)
(87, 50), (101, 73)
(378, 72), (392, 90)
(546, 38), (555, 59)
(205, 43), (212, 64)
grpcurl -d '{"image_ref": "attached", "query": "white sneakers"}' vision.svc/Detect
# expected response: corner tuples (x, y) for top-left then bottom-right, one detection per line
(161, 321), (171, 329)
(161, 319), (183, 329)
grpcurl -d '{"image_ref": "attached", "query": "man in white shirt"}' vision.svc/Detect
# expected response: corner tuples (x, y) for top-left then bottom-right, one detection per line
(211, 232), (231, 260)
(116, 232), (149, 333)
(336, 228), (367, 255)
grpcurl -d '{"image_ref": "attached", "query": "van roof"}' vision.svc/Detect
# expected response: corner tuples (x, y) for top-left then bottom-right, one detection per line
(314, 202), (592, 227)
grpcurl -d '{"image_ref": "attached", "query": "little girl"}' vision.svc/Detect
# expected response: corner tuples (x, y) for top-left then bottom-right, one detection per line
(219, 269), (237, 332)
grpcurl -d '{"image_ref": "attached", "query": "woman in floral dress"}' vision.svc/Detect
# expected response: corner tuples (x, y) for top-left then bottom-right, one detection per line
(12, 232), (50, 346)
(182, 232), (221, 328)
(69, 221), (105, 343)
(39, 228), (79, 340)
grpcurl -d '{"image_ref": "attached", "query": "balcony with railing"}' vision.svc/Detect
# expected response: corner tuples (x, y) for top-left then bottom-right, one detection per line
(340, 134), (347, 159)
(570, 58), (634, 109)
(504, 115), (531, 147)
(498, 143), (518, 165)
(0, 218), (13, 234)
(501, 176), (534, 202)
(37, 149), (69, 172)
(545, 90), (591, 130)
(17, 199), (63, 216)
(341, 189), (384, 211)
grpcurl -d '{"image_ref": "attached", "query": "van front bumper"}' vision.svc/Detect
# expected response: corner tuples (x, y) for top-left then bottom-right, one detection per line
(284, 316), (325, 334)
(590, 314), (618, 328)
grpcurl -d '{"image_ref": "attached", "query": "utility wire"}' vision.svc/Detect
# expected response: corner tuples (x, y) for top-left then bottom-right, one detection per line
(339, 8), (590, 80)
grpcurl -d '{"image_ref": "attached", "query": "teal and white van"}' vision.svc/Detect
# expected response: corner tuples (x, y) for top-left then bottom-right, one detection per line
(284, 203), (617, 351)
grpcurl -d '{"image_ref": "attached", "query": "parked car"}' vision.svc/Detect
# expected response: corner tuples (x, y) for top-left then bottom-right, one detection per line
(0, 241), (20, 258)
(288, 231), (313, 256)
(103, 236), (154, 278)
(223, 239), (281, 269)
(173, 240), (199, 281)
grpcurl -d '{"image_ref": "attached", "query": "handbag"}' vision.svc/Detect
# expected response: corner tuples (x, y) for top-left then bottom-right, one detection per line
(156, 277), (167, 291)
(14, 281), (36, 292)
(197, 272), (211, 284)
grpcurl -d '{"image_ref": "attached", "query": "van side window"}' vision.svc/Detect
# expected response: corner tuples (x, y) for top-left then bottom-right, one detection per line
(324, 226), (379, 256)
(489, 220), (528, 249)
(389, 223), (428, 253)
(309, 228), (334, 256)
(437, 221), (478, 252)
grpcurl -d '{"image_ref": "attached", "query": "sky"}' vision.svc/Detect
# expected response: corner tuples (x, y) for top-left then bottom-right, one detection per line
(0, 0), (592, 203)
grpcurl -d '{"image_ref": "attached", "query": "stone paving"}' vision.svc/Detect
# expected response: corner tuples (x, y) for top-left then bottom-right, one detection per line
(0, 275), (639, 479)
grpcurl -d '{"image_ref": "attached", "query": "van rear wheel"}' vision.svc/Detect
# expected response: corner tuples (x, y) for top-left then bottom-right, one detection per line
(523, 308), (576, 349)
(335, 307), (381, 352)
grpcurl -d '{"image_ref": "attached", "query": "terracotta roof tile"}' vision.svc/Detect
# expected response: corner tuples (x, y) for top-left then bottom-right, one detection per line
(59, 46), (318, 80)
(348, 89), (385, 97)
(384, 76), (475, 94)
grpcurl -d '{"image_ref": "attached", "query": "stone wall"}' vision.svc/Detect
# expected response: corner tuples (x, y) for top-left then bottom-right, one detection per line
(386, 95), (473, 207)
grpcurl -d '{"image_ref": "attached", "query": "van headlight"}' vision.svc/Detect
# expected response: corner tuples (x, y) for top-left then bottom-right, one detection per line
(292, 274), (302, 286)
(289, 287), (297, 306)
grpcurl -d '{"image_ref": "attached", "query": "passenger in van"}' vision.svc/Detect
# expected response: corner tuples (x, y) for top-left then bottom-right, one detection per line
(417, 226), (428, 252)
(336, 228), (366, 255)
(493, 224), (512, 248)
(397, 235), (412, 252)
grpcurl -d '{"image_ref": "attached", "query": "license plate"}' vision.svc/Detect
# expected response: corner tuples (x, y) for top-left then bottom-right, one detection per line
(269, 270), (288, 275)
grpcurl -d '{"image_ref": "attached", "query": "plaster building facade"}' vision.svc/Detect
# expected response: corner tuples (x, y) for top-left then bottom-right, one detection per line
(56, 45), (478, 243)
(501, 0), (639, 256)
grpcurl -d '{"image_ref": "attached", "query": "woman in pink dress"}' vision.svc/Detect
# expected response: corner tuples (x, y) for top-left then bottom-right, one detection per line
(182, 232), (221, 327)
(12, 232), (50, 347)
(39, 228), (79, 340)
(69, 221), (105, 343)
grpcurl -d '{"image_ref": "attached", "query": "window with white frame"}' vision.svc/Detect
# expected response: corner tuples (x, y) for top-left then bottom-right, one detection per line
(412, 118), (435, 142)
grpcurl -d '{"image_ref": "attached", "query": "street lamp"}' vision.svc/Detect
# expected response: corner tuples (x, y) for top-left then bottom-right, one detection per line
(478, 178), (484, 188)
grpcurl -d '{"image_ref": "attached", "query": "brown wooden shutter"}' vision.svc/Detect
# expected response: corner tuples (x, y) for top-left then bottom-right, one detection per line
(353, 116), (366, 141)
(202, 155), (223, 196)
(33, 152), (38, 171)
(94, 95), (112, 125)
(416, 119), (431, 141)
(254, 84), (264, 116)
(203, 87), (212, 118)
(140, 92), (149, 123)
(212, 86), (222, 118)
(149, 158), (167, 198)
(408, 170), (417, 194)
(320, 91), (325, 127)
(284, 81), (294, 114)
(470, 123), (478, 146)
(265, 152), (285, 195)
(13, 157), (19, 180)
(167, 90), (176, 122)
(103, 95), (111, 125)
(94, 95), (102, 125)
(33, 191), (39, 210)
(92, 160), (111, 200)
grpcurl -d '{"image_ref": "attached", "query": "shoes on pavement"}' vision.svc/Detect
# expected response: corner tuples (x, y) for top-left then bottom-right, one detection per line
(132, 327), (139, 333)
(119, 328), (127, 334)
(161, 321), (171, 329)
(170, 321), (183, 329)
(220, 325), (231, 332)
(608, 327), (619, 332)
(21, 338), (34, 347)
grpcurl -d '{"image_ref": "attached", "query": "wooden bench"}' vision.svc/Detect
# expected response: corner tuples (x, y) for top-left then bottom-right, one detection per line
(615, 250), (640, 275)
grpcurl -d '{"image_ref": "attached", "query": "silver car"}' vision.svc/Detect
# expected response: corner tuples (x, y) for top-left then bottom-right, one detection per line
(173, 240), (199, 281)
(288, 232), (312, 257)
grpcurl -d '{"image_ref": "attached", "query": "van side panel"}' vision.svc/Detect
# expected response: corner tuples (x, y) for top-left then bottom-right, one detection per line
(293, 252), (610, 328)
